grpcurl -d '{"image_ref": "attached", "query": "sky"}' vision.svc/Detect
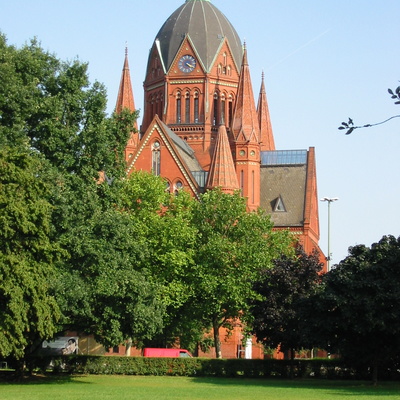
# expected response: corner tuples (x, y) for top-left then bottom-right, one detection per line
(1, 0), (399, 265)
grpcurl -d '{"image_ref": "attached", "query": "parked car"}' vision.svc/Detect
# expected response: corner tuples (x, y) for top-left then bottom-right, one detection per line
(143, 348), (192, 358)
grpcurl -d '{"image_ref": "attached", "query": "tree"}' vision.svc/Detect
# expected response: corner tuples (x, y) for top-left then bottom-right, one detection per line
(309, 235), (400, 384)
(0, 34), (162, 354)
(188, 189), (293, 358)
(0, 34), (135, 180)
(0, 147), (62, 359)
(53, 171), (171, 350)
(251, 245), (323, 361)
(338, 84), (400, 135)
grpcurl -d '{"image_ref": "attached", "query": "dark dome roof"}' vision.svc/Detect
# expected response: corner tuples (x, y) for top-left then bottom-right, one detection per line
(154, 0), (242, 73)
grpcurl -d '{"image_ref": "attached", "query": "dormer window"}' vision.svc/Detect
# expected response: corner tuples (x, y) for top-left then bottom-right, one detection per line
(273, 196), (286, 212)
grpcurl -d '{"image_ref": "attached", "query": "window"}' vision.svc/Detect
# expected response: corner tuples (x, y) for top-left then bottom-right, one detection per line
(176, 92), (181, 123)
(213, 92), (219, 126)
(221, 99), (226, 124)
(228, 96), (233, 126)
(174, 180), (183, 195)
(274, 196), (286, 212)
(194, 92), (199, 123)
(152, 141), (161, 176)
(185, 91), (190, 123)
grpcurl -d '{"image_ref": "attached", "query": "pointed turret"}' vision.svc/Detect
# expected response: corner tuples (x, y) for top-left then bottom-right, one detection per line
(230, 44), (260, 211)
(231, 43), (260, 143)
(257, 72), (275, 151)
(116, 47), (139, 160)
(206, 124), (239, 193)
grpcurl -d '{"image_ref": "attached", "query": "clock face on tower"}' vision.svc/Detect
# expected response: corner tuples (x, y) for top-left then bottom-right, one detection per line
(178, 55), (196, 73)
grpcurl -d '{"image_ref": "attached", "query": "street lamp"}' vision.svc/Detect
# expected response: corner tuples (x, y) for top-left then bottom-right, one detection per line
(320, 197), (339, 271)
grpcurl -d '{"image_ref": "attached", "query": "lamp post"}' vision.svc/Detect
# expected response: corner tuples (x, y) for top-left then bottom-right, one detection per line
(320, 197), (339, 271)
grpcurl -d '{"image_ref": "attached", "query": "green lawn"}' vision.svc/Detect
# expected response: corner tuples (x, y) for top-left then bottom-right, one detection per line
(0, 375), (400, 400)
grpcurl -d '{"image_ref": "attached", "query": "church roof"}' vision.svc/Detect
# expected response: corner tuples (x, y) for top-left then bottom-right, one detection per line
(260, 150), (309, 227)
(115, 48), (136, 116)
(206, 124), (239, 193)
(231, 46), (260, 143)
(257, 73), (276, 151)
(154, 0), (242, 72)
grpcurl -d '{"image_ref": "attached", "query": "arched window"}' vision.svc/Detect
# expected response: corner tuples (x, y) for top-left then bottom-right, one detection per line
(176, 92), (181, 123)
(251, 170), (255, 204)
(185, 91), (190, 123)
(194, 91), (199, 123)
(228, 94), (234, 127)
(240, 170), (244, 195)
(152, 141), (161, 176)
(220, 93), (226, 125)
(174, 180), (183, 195)
(213, 92), (219, 126)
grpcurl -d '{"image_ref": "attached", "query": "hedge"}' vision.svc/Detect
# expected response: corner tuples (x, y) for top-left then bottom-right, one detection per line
(17, 356), (400, 381)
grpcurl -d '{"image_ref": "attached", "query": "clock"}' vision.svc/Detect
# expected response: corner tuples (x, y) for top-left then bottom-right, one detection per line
(178, 55), (196, 73)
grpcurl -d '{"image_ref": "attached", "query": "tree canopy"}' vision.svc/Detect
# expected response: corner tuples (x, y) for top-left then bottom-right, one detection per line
(0, 147), (62, 359)
(308, 235), (400, 384)
(188, 189), (293, 358)
(251, 245), (323, 359)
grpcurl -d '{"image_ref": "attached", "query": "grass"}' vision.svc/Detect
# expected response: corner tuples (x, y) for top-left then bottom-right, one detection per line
(0, 375), (400, 400)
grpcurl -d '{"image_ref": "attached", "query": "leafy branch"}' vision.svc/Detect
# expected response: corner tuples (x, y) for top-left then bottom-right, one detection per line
(338, 85), (400, 135)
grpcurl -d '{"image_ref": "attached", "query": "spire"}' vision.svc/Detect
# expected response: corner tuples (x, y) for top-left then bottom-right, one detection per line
(115, 47), (137, 117)
(116, 47), (139, 159)
(257, 71), (276, 151)
(231, 43), (260, 143)
(206, 124), (239, 193)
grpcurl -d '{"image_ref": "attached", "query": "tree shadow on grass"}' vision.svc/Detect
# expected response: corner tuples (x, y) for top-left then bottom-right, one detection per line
(0, 371), (90, 385)
(187, 377), (400, 397)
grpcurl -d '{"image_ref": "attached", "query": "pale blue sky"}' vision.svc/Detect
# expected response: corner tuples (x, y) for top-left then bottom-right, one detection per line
(1, 0), (399, 264)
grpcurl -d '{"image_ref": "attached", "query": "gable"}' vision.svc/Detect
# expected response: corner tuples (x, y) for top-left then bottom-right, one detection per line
(127, 116), (203, 198)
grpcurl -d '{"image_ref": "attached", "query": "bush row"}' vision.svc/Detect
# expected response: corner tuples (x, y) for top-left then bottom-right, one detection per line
(21, 356), (400, 380)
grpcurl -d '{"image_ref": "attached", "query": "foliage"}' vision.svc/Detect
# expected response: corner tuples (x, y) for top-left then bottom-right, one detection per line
(308, 235), (400, 384)
(0, 34), (155, 355)
(0, 147), (62, 359)
(23, 355), (400, 381)
(53, 172), (168, 349)
(338, 84), (400, 134)
(251, 245), (323, 358)
(188, 189), (293, 358)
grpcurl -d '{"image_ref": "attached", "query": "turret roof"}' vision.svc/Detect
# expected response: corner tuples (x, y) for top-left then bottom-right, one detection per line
(153, 0), (242, 72)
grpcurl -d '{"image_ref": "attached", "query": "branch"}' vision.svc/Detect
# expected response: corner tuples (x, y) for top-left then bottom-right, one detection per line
(338, 85), (400, 135)
(338, 115), (400, 135)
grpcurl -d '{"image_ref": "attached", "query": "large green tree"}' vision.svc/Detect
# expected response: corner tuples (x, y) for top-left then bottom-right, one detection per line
(0, 147), (62, 359)
(0, 34), (164, 355)
(309, 235), (400, 384)
(251, 245), (323, 360)
(188, 189), (293, 358)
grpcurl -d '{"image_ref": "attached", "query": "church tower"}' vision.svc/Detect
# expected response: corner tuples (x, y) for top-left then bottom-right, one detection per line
(115, 47), (139, 162)
(142, 0), (243, 171)
(231, 45), (261, 211)
(117, 0), (325, 268)
(114, 0), (327, 359)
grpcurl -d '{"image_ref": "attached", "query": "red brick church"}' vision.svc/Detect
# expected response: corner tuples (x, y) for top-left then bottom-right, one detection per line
(115, 0), (325, 358)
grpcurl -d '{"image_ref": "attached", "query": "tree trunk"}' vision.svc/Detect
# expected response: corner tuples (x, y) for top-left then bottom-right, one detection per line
(213, 319), (222, 359)
(289, 347), (295, 379)
(372, 355), (379, 386)
(125, 338), (132, 356)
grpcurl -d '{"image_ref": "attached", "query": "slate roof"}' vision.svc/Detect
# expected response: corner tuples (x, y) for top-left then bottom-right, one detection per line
(260, 151), (309, 227)
(154, 0), (243, 72)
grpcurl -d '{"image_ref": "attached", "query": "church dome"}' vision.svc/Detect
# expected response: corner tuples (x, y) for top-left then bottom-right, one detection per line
(153, 0), (243, 73)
